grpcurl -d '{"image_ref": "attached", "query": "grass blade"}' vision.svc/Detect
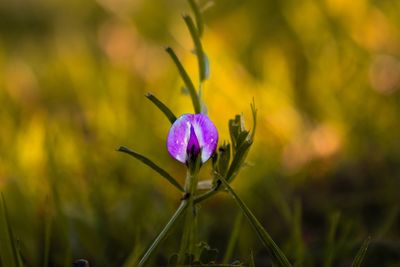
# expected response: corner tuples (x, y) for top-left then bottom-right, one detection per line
(43, 196), (52, 267)
(291, 199), (305, 266)
(145, 92), (177, 124)
(122, 229), (144, 267)
(222, 212), (243, 263)
(351, 237), (371, 267)
(220, 178), (292, 267)
(165, 47), (201, 114)
(249, 250), (255, 267)
(324, 212), (340, 267)
(0, 194), (19, 267)
(117, 146), (184, 192)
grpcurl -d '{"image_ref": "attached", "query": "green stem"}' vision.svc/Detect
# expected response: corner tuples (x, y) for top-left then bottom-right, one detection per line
(138, 200), (189, 267)
(178, 163), (200, 264)
(187, 0), (204, 37)
(183, 14), (207, 82)
(194, 182), (221, 204)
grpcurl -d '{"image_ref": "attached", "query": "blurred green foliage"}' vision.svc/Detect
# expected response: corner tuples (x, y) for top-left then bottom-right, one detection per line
(0, 0), (400, 266)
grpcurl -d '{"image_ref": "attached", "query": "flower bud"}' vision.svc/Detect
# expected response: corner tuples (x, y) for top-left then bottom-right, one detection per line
(167, 114), (218, 164)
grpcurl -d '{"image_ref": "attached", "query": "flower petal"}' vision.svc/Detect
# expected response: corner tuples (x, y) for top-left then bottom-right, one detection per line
(167, 114), (191, 163)
(167, 113), (218, 163)
(191, 114), (218, 163)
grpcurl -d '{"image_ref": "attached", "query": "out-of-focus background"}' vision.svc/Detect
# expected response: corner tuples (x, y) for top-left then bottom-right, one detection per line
(1, 0), (400, 266)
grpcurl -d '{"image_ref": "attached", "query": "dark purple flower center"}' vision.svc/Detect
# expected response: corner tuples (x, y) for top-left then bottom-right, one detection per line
(186, 125), (201, 160)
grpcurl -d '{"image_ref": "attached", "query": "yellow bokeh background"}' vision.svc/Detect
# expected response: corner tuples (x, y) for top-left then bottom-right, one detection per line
(0, 0), (400, 265)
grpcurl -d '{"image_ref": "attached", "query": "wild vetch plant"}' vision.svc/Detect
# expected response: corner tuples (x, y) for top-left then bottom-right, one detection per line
(118, 1), (292, 267)
(115, 1), (372, 266)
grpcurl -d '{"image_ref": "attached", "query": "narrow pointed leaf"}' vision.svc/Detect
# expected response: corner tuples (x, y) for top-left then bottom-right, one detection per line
(236, 130), (250, 148)
(117, 146), (184, 192)
(183, 14), (207, 81)
(226, 139), (252, 182)
(165, 47), (201, 114)
(229, 115), (242, 151)
(187, 0), (204, 37)
(0, 194), (19, 267)
(351, 237), (371, 267)
(145, 92), (177, 124)
(215, 143), (231, 178)
(220, 178), (292, 267)
(223, 212), (243, 263)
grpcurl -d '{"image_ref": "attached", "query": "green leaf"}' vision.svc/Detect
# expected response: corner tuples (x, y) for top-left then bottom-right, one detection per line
(183, 14), (207, 82)
(0, 194), (19, 267)
(226, 139), (252, 182)
(215, 143), (231, 178)
(145, 92), (177, 124)
(219, 178), (292, 267)
(117, 146), (184, 192)
(351, 237), (371, 267)
(187, 0), (204, 37)
(165, 47), (201, 114)
(236, 130), (250, 148)
(229, 115), (241, 150)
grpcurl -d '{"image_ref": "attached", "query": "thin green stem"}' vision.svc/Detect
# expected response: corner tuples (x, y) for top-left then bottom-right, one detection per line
(187, 0), (204, 37)
(194, 182), (221, 204)
(178, 164), (200, 264)
(138, 200), (189, 267)
(183, 14), (207, 82)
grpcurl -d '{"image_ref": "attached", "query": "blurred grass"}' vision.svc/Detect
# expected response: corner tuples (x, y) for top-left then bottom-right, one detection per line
(1, 0), (400, 266)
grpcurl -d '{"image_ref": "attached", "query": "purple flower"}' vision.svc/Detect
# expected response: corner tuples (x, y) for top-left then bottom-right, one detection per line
(167, 114), (218, 164)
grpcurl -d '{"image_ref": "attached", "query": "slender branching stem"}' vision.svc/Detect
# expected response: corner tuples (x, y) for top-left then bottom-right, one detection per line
(178, 160), (200, 264)
(138, 200), (189, 267)
(194, 181), (221, 204)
